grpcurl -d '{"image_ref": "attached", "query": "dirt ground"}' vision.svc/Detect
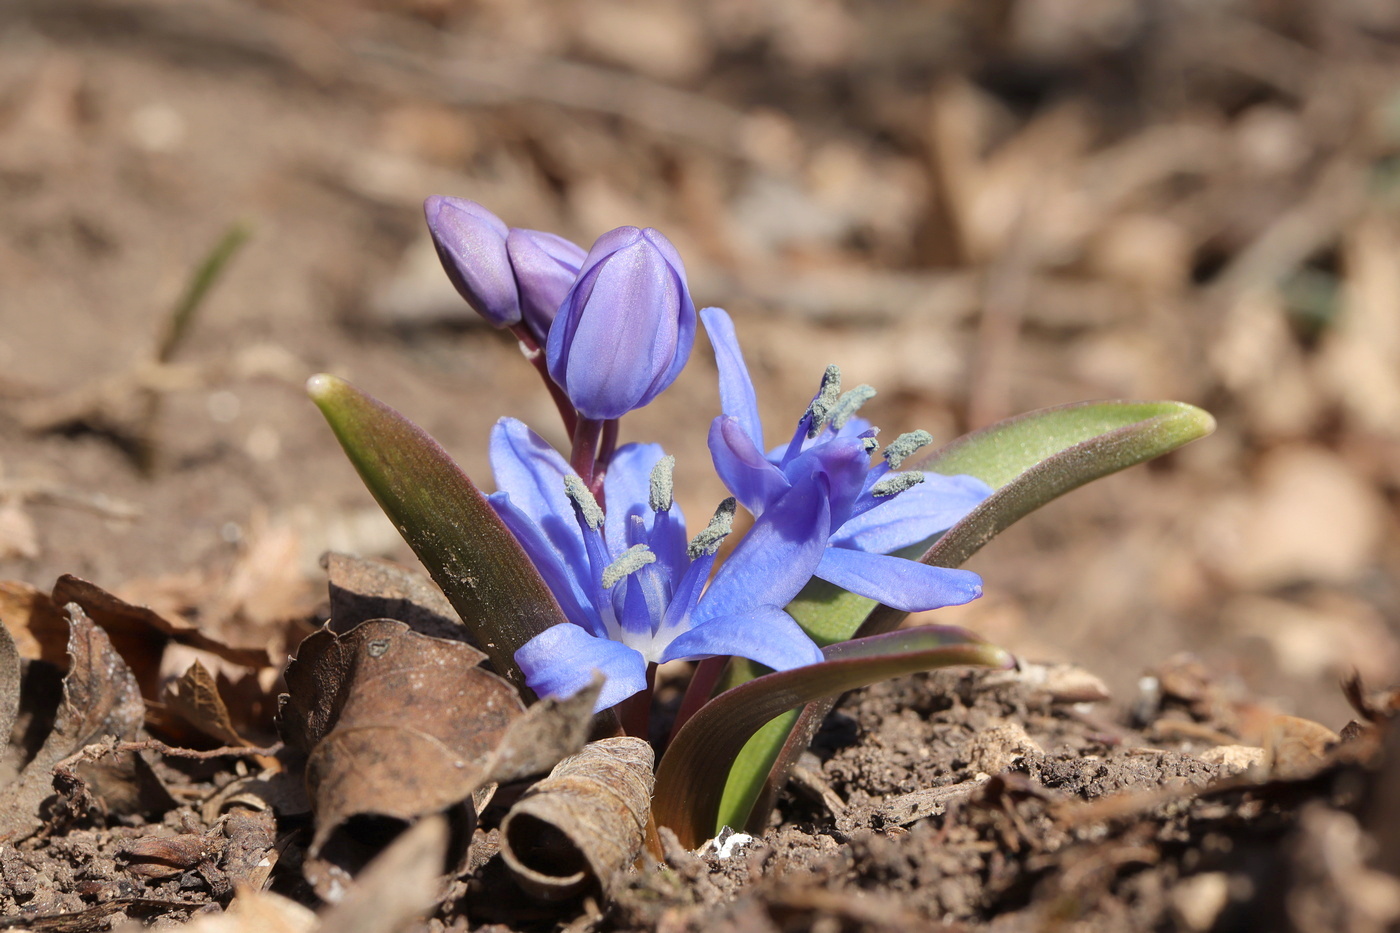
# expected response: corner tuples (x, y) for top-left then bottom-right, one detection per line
(2, 0), (1400, 929)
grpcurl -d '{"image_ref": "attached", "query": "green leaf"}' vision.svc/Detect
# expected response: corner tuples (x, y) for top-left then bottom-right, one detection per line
(792, 399), (1216, 645)
(307, 374), (565, 691)
(721, 399), (1215, 833)
(654, 626), (1014, 848)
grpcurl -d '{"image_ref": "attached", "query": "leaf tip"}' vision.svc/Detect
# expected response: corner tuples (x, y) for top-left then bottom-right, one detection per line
(306, 373), (343, 403)
(1155, 401), (1217, 449)
(1182, 403), (1217, 440)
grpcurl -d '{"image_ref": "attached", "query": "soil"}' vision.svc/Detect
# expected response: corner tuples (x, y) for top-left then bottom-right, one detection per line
(2, 0), (1400, 929)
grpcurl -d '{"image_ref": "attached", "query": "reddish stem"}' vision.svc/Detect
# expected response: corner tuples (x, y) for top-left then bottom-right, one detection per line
(509, 324), (577, 438)
(570, 417), (604, 492)
(617, 664), (656, 739)
(667, 655), (728, 746)
(592, 418), (620, 496)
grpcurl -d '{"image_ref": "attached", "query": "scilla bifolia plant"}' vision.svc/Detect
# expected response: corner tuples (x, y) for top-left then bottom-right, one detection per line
(308, 197), (1215, 848)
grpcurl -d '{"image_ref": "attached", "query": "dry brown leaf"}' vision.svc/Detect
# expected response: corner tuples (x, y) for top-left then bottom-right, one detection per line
(0, 603), (145, 841)
(316, 814), (448, 919)
(323, 552), (465, 642)
(0, 580), (69, 667)
(164, 659), (248, 747)
(500, 736), (655, 900)
(276, 620), (598, 860)
(0, 620), (19, 750)
(52, 574), (270, 697)
(1264, 714), (1341, 779)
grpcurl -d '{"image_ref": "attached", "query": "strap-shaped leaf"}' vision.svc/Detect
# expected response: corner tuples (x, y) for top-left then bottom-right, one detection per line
(654, 625), (1012, 848)
(910, 399), (1216, 576)
(720, 399), (1215, 833)
(308, 375), (565, 691)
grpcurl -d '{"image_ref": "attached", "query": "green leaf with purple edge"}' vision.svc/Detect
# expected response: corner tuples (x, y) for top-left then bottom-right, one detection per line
(307, 374), (566, 692)
(653, 625), (1014, 848)
(718, 399), (1215, 834)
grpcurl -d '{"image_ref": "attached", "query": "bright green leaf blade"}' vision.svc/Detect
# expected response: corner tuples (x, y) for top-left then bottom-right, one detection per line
(307, 374), (565, 691)
(787, 400), (1216, 645)
(714, 710), (796, 835)
(912, 400), (1216, 573)
(654, 626), (1014, 848)
(721, 399), (1215, 834)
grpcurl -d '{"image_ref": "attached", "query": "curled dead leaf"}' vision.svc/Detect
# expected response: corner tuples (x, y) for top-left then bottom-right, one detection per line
(0, 603), (145, 841)
(1264, 714), (1341, 779)
(0, 580), (68, 667)
(275, 619), (599, 893)
(316, 815), (449, 926)
(53, 574), (269, 697)
(500, 736), (655, 901)
(0, 619), (19, 750)
(323, 552), (466, 643)
(164, 659), (249, 747)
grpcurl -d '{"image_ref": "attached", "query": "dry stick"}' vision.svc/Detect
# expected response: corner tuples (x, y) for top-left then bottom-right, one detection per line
(53, 737), (283, 775)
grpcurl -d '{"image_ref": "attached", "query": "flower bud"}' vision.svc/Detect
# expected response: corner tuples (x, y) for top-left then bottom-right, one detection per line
(506, 228), (587, 343)
(546, 227), (697, 420)
(423, 196), (519, 327)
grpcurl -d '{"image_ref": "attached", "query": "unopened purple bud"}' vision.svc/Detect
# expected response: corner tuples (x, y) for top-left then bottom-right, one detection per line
(423, 196), (519, 327)
(546, 226), (697, 420)
(506, 228), (587, 343)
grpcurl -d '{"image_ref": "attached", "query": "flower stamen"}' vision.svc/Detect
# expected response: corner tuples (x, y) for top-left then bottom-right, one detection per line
(883, 430), (933, 470)
(687, 497), (737, 558)
(602, 544), (658, 589)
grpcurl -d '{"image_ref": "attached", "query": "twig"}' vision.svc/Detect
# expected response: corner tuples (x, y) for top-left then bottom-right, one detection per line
(52, 736), (283, 777)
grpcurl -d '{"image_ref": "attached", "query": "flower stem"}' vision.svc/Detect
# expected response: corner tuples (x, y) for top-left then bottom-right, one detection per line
(570, 417), (604, 492)
(509, 324), (577, 438)
(617, 663), (656, 739)
(667, 655), (727, 746)
(592, 418), (620, 495)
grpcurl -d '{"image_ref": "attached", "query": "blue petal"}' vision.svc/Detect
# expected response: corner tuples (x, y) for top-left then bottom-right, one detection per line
(647, 507), (689, 590)
(423, 196), (519, 326)
(489, 492), (605, 638)
(699, 307), (765, 450)
(640, 229), (699, 411)
(489, 419), (587, 577)
(708, 416), (790, 516)
(602, 443), (670, 555)
(657, 551), (716, 634)
(659, 606), (823, 670)
(506, 227), (585, 341)
(619, 560), (668, 640)
(814, 547), (983, 612)
(833, 473), (993, 553)
(546, 227), (696, 420)
(780, 435), (872, 531)
(700, 470), (831, 621)
(767, 415), (874, 463)
(515, 623), (648, 712)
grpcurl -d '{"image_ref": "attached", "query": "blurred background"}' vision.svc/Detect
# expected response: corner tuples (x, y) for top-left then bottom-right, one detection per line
(2, 0), (1398, 725)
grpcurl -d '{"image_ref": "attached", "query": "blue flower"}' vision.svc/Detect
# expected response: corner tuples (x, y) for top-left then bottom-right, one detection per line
(424, 196), (519, 327)
(423, 196), (587, 339)
(488, 417), (830, 711)
(506, 227), (587, 344)
(546, 226), (697, 420)
(701, 307), (991, 615)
